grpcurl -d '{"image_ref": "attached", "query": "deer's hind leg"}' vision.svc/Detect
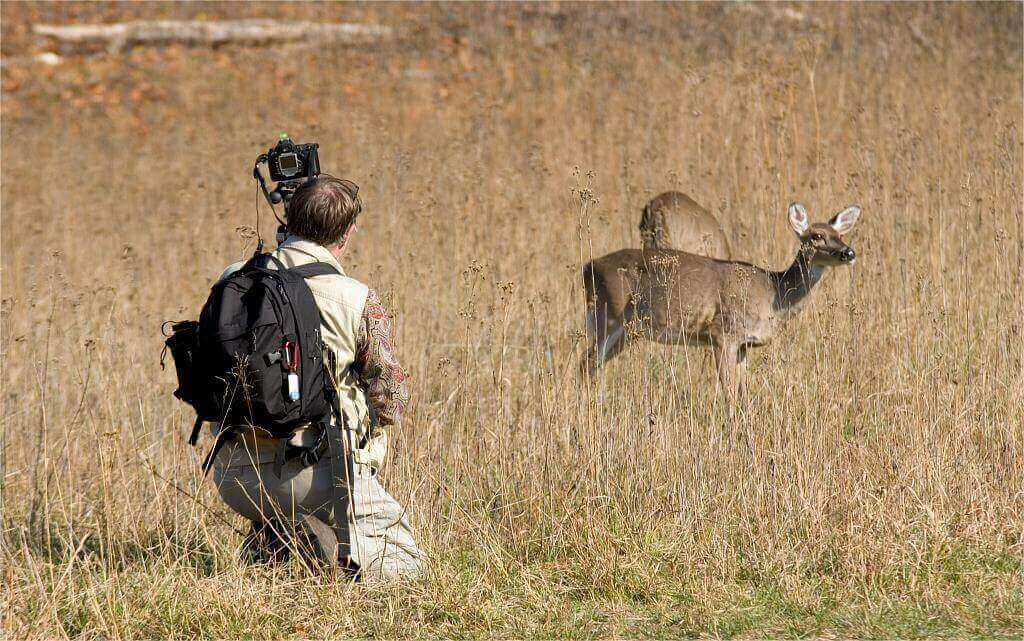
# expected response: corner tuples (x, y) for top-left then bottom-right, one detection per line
(582, 302), (631, 377)
(735, 344), (750, 396)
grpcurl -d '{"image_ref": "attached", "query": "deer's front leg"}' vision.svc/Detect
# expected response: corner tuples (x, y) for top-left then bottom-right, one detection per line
(713, 339), (741, 404)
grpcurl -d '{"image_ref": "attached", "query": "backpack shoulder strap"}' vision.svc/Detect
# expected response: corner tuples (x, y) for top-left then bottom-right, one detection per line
(258, 253), (287, 271)
(288, 262), (341, 279)
(231, 252), (282, 275)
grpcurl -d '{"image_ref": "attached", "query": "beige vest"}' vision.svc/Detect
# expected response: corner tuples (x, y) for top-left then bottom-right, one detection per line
(214, 236), (380, 466)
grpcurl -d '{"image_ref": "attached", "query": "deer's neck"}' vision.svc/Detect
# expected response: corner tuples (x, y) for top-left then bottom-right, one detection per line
(772, 248), (826, 314)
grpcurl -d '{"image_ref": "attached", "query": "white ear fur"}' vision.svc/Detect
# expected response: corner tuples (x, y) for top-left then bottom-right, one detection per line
(788, 203), (809, 236)
(829, 206), (861, 234)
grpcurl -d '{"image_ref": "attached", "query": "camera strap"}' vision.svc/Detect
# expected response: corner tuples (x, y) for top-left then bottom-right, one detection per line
(253, 154), (287, 225)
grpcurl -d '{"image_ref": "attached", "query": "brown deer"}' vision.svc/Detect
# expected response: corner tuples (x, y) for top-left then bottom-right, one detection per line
(638, 191), (731, 259)
(581, 203), (861, 400)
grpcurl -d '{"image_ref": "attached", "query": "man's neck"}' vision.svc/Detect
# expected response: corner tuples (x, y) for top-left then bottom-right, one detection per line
(329, 243), (346, 263)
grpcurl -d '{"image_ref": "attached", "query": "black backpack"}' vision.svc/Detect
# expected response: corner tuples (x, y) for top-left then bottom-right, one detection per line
(164, 253), (341, 472)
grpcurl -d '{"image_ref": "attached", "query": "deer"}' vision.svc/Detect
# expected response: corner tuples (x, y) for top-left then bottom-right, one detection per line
(638, 191), (731, 259)
(581, 202), (861, 401)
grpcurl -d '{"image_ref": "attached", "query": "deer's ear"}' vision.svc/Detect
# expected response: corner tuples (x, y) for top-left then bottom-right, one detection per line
(829, 206), (861, 234)
(788, 203), (809, 236)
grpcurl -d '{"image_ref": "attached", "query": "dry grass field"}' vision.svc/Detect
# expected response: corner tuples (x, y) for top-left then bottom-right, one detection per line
(2, 2), (1022, 638)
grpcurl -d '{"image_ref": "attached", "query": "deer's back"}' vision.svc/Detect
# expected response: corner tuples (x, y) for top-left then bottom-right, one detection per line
(632, 249), (731, 333)
(585, 248), (777, 342)
(639, 191), (731, 259)
(584, 248), (723, 327)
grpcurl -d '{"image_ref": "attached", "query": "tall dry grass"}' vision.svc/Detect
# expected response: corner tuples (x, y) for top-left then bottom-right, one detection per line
(1, 2), (1022, 638)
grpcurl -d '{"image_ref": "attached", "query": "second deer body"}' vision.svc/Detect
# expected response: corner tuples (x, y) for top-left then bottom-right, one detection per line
(639, 190), (731, 258)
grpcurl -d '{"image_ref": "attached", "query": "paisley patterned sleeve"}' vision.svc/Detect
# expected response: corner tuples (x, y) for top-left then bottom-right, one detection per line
(354, 288), (410, 427)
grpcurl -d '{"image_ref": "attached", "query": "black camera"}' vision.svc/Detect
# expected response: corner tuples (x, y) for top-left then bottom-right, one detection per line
(266, 137), (320, 183)
(254, 134), (321, 206)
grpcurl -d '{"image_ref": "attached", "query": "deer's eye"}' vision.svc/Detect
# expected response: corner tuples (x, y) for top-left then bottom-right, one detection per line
(810, 233), (824, 242)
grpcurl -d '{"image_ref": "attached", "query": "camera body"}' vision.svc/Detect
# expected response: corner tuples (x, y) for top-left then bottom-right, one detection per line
(266, 137), (320, 183)
(254, 135), (321, 210)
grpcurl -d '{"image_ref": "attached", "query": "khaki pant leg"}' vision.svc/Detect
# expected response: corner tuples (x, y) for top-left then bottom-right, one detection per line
(213, 446), (425, 581)
(348, 465), (426, 582)
(212, 445), (332, 524)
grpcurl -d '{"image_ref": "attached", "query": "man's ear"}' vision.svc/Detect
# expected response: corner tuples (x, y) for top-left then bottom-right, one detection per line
(829, 206), (861, 235)
(788, 203), (810, 237)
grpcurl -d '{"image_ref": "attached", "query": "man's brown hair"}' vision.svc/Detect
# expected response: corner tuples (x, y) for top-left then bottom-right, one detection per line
(286, 174), (362, 246)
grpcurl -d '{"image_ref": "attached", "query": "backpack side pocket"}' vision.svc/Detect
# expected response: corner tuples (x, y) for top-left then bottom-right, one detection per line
(165, 320), (212, 418)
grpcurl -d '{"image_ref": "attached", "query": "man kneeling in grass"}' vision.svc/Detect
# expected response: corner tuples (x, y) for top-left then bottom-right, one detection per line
(212, 175), (424, 581)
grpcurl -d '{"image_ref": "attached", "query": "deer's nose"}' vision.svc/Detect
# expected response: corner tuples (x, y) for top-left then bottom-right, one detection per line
(840, 247), (856, 263)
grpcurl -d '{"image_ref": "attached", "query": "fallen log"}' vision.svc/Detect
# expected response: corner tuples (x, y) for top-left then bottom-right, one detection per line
(33, 19), (394, 52)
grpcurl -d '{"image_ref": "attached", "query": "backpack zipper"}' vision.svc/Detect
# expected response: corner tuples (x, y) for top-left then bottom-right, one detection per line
(265, 270), (306, 412)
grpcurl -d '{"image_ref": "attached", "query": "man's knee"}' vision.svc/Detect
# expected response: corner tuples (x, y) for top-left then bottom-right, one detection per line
(360, 547), (427, 583)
